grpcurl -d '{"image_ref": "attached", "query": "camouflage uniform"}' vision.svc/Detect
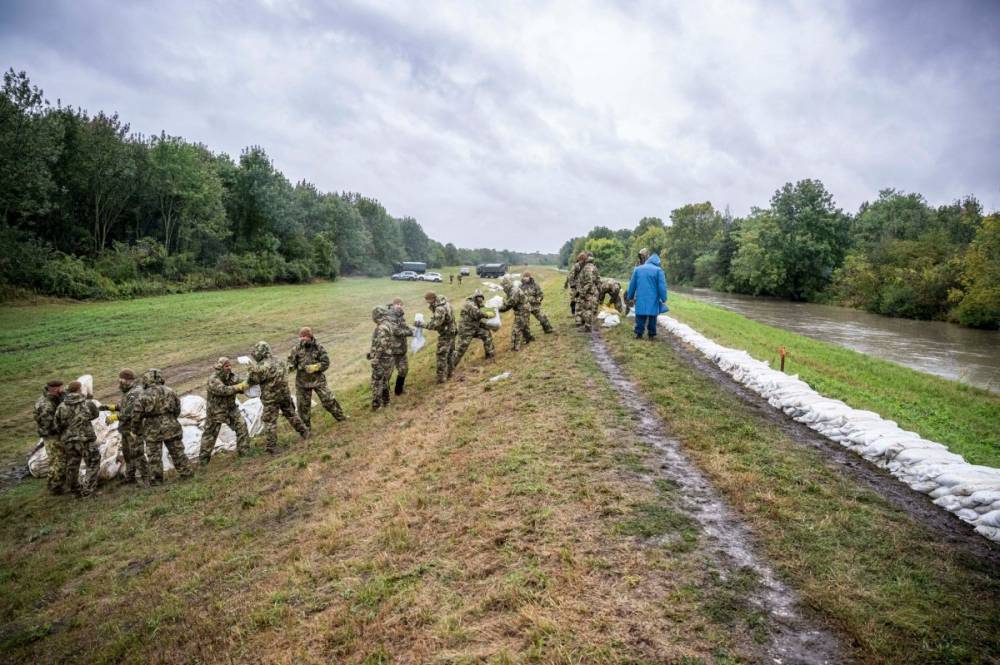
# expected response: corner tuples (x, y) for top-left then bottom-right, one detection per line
(199, 361), (250, 463)
(248, 341), (308, 452)
(368, 307), (395, 409)
(116, 381), (147, 483)
(54, 392), (100, 496)
(598, 277), (626, 315)
(564, 260), (584, 321)
(34, 389), (66, 495)
(520, 275), (553, 333)
(288, 337), (346, 428)
(577, 257), (601, 332)
(424, 295), (457, 383)
(134, 370), (192, 482)
(498, 280), (533, 351)
(387, 306), (414, 396)
(451, 294), (496, 369)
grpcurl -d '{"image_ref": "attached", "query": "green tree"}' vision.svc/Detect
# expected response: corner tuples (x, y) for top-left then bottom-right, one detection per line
(663, 202), (723, 284)
(953, 213), (1000, 328)
(584, 237), (627, 276)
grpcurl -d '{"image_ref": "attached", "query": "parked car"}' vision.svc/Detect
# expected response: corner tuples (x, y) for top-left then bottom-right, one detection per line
(459, 267), (471, 276)
(391, 271), (419, 281)
(419, 272), (443, 283)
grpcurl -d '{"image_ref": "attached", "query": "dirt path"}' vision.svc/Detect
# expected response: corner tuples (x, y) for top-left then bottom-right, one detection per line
(659, 329), (1000, 567)
(589, 333), (845, 665)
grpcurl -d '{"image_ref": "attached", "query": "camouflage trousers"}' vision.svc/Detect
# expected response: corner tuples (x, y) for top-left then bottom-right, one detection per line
(451, 328), (495, 369)
(529, 306), (553, 333)
(199, 406), (249, 462)
(578, 293), (599, 331)
(371, 356), (394, 408)
(510, 311), (534, 351)
(146, 435), (192, 482)
(120, 428), (148, 483)
(43, 435), (67, 495)
(599, 287), (625, 314)
(391, 352), (408, 380)
(63, 437), (100, 497)
(435, 335), (456, 383)
(262, 394), (308, 451)
(296, 382), (345, 429)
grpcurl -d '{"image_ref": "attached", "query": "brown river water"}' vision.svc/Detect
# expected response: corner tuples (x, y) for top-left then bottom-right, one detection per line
(675, 288), (1000, 392)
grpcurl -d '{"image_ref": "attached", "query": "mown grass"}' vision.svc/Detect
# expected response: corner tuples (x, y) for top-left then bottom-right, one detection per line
(0, 268), (483, 465)
(666, 294), (1000, 467)
(605, 324), (1000, 664)
(0, 270), (764, 663)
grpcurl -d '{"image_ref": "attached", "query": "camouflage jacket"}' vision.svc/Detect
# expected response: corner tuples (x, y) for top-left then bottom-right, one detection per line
(369, 321), (394, 364)
(34, 391), (63, 438)
(565, 261), (583, 295)
(578, 261), (600, 297)
(249, 356), (292, 404)
(458, 298), (489, 335)
(118, 383), (143, 432)
(207, 369), (244, 418)
(521, 280), (544, 308)
(387, 309), (414, 356)
(287, 339), (330, 388)
(499, 286), (529, 315)
(54, 392), (99, 444)
(425, 297), (457, 338)
(133, 384), (183, 442)
(599, 277), (621, 297)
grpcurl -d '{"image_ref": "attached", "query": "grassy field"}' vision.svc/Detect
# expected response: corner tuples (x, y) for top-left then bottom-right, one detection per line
(665, 294), (1000, 468)
(1, 270), (998, 663)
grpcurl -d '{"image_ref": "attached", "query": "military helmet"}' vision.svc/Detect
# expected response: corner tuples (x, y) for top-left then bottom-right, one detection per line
(251, 340), (271, 361)
(472, 289), (484, 300)
(372, 305), (388, 323)
(638, 247), (650, 261)
(214, 356), (231, 371)
(522, 271), (532, 281)
(577, 251), (588, 263)
(143, 368), (165, 386)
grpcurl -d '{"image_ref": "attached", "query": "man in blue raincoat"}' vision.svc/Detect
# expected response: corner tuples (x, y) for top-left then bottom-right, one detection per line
(625, 252), (668, 339)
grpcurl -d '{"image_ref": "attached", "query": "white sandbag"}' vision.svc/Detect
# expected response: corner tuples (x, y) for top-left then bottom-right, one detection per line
(411, 313), (426, 352)
(78, 374), (94, 398)
(602, 314), (621, 327)
(974, 510), (1000, 528)
(178, 394), (207, 427)
(27, 439), (47, 477)
(484, 295), (503, 331)
(597, 310), (609, 320)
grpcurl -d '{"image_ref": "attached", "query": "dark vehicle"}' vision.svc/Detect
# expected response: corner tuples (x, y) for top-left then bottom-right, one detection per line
(393, 261), (427, 274)
(476, 263), (508, 278)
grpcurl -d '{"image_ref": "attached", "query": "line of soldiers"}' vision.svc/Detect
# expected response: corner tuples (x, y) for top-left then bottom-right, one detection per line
(33, 328), (347, 496)
(33, 273), (555, 496)
(367, 271), (553, 409)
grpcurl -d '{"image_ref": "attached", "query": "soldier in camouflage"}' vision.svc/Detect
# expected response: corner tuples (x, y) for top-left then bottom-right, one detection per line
(198, 357), (250, 464)
(247, 341), (309, 453)
(54, 380), (100, 497)
(416, 291), (457, 383)
(576, 252), (601, 332)
(598, 276), (627, 315)
(498, 277), (533, 351)
(368, 306), (395, 410)
(451, 290), (496, 370)
(102, 369), (147, 484)
(287, 327), (347, 429)
(563, 257), (584, 321)
(386, 298), (414, 397)
(34, 380), (66, 495)
(134, 369), (192, 483)
(519, 272), (553, 333)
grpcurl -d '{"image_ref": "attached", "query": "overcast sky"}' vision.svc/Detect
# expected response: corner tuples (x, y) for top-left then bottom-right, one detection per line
(3, 0), (998, 252)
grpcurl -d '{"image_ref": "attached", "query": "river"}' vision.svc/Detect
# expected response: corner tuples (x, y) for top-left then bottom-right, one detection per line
(675, 288), (1000, 392)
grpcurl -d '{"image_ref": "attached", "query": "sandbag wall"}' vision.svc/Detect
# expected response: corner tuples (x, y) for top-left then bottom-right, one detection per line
(656, 315), (1000, 544)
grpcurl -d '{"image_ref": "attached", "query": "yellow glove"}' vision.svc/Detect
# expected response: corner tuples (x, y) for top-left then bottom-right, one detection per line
(305, 363), (322, 373)
(106, 403), (118, 412)
(235, 382), (249, 392)
(106, 413), (119, 424)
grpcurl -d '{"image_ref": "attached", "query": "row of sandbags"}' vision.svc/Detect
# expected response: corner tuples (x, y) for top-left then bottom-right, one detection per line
(28, 375), (266, 481)
(656, 315), (1000, 544)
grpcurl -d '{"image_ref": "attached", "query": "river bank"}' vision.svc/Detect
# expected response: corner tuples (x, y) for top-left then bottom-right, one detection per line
(674, 287), (1000, 392)
(665, 294), (1000, 468)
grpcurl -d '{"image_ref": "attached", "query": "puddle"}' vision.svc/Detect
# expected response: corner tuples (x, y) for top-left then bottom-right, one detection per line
(590, 334), (844, 665)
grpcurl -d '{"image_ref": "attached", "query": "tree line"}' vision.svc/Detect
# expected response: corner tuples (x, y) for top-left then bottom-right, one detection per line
(0, 69), (555, 301)
(562, 180), (999, 329)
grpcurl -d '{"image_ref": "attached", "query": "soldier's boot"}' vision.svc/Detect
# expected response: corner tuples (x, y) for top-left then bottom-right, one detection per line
(394, 376), (406, 396)
(382, 386), (391, 405)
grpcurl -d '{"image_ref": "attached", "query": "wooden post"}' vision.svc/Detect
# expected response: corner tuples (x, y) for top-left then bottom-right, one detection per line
(779, 346), (787, 372)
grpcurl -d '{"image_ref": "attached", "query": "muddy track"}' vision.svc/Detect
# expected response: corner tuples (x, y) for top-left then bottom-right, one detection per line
(658, 329), (1000, 568)
(589, 334), (844, 665)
